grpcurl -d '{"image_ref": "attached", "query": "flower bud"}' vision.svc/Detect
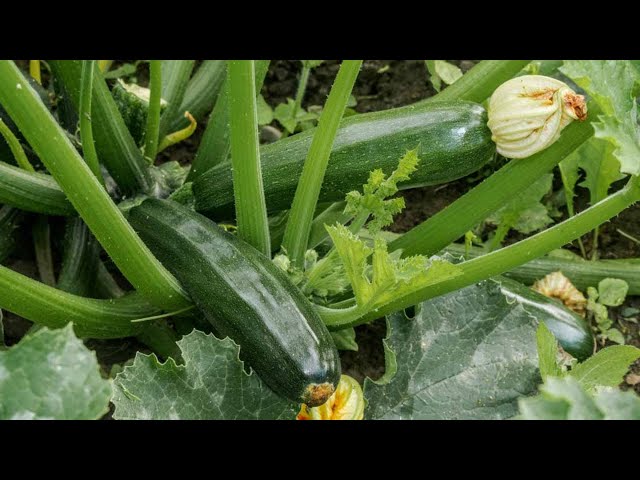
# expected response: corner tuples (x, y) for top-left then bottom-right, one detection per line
(488, 75), (587, 159)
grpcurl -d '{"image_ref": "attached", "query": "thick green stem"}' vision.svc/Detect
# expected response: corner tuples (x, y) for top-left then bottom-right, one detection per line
(390, 105), (598, 257)
(227, 60), (271, 255)
(0, 161), (73, 216)
(0, 61), (190, 311)
(143, 60), (162, 162)
(422, 60), (531, 104)
(444, 243), (640, 295)
(320, 179), (640, 329)
(136, 321), (182, 360)
(79, 60), (104, 185)
(159, 60), (195, 139)
(32, 216), (56, 287)
(282, 60), (362, 266)
(48, 60), (153, 194)
(189, 60), (269, 181)
(0, 264), (158, 338)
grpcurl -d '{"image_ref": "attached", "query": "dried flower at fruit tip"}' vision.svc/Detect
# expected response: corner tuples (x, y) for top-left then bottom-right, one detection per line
(297, 375), (364, 420)
(488, 75), (587, 159)
(532, 271), (587, 317)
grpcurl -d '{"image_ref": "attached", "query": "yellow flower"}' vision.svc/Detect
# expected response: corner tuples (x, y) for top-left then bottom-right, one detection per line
(297, 375), (364, 420)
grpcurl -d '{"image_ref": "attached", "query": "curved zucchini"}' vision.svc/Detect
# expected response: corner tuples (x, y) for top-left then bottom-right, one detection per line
(129, 198), (341, 406)
(57, 217), (101, 297)
(496, 276), (594, 361)
(193, 100), (496, 219)
(0, 161), (74, 216)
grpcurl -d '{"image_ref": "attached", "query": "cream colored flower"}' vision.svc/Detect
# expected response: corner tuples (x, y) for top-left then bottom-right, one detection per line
(532, 271), (587, 317)
(488, 75), (587, 159)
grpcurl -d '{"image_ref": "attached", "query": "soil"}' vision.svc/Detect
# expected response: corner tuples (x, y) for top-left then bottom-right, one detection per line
(3, 60), (639, 398)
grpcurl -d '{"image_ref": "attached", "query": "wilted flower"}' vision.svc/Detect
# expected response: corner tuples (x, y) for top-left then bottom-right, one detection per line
(488, 75), (587, 159)
(297, 375), (364, 420)
(532, 271), (587, 317)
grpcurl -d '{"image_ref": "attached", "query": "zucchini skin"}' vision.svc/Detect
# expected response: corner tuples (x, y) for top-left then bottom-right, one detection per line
(193, 101), (496, 219)
(129, 198), (341, 406)
(496, 276), (594, 361)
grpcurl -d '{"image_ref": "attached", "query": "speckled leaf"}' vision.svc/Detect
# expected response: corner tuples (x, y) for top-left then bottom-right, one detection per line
(518, 376), (640, 420)
(0, 325), (111, 420)
(364, 281), (542, 419)
(112, 330), (297, 420)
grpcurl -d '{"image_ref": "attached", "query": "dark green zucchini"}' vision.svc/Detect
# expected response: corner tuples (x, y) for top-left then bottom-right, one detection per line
(57, 217), (101, 297)
(193, 100), (496, 219)
(496, 276), (594, 361)
(129, 198), (341, 406)
(112, 79), (168, 146)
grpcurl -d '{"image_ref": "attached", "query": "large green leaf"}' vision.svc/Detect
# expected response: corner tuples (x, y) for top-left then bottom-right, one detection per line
(519, 376), (640, 420)
(112, 330), (297, 420)
(568, 345), (640, 392)
(364, 281), (542, 419)
(0, 325), (111, 420)
(561, 60), (640, 176)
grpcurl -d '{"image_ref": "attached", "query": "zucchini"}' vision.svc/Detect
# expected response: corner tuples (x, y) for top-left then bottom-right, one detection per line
(193, 100), (495, 219)
(57, 217), (101, 297)
(112, 80), (168, 146)
(496, 276), (594, 361)
(129, 198), (341, 406)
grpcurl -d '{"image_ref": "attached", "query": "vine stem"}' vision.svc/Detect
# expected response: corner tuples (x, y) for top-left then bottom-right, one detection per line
(143, 60), (162, 162)
(319, 178), (640, 329)
(281, 60), (362, 266)
(79, 60), (104, 184)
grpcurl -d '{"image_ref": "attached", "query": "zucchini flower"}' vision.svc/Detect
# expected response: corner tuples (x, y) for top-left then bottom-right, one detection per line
(297, 375), (364, 420)
(488, 75), (587, 159)
(532, 271), (587, 317)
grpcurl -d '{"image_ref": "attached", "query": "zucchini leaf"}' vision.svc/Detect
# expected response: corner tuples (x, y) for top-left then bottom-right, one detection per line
(536, 322), (562, 381)
(518, 376), (640, 420)
(345, 148), (419, 234)
(568, 345), (640, 391)
(561, 60), (640, 177)
(364, 280), (543, 419)
(326, 223), (461, 314)
(0, 325), (111, 420)
(485, 173), (554, 248)
(112, 330), (297, 420)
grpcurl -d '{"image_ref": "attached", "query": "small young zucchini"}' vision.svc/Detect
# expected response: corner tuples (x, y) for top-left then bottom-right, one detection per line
(112, 80), (168, 146)
(129, 198), (341, 406)
(193, 100), (496, 219)
(496, 276), (594, 361)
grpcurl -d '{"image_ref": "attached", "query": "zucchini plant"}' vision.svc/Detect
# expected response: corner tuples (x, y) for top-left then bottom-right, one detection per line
(0, 59), (639, 420)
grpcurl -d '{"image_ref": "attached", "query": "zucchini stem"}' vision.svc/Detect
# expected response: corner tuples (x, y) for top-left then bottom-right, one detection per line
(143, 60), (163, 163)
(79, 60), (105, 185)
(227, 60), (271, 255)
(281, 60), (362, 267)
